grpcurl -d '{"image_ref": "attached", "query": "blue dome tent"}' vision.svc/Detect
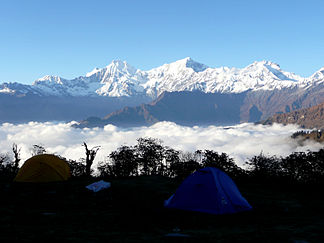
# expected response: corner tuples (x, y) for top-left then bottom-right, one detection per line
(164, 167), (252, 215)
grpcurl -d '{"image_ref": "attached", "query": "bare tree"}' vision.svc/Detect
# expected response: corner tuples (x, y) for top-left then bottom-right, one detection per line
(83, 142), (100, 177)
(12, 143), (21, 172)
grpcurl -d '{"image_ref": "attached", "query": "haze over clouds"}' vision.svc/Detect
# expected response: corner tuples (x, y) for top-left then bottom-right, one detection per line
(0, 122), (322, 168)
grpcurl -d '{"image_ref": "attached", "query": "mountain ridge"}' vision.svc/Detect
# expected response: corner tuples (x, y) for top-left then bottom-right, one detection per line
(1, 58), (323, 99)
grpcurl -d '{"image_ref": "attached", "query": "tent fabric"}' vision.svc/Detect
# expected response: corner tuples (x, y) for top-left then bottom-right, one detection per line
(164, 167), (252, 215)
(86, 180), (111, 192)
(14, 154), (71, 183)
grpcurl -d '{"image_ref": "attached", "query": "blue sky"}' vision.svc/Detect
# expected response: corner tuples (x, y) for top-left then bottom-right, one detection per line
(1, 0), (324, 84)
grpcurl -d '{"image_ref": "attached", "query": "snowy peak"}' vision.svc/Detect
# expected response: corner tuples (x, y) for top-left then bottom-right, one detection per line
(244, 61), (282, 77)
(309, 67), (324, 81)
(33, 75), (65, 85)
(242, 60), (300, 82)
(178, 57), (208, 72)
(85, 67), (101, 77)
(159, 57), (208, 73)
(105, 60), (137, 76)
(247, 60), (281, 69)
(85, 60), (144, 97)
(85, 60), (138, 79)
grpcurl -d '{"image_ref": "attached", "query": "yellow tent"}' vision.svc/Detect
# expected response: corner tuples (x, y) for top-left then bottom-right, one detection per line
(14, 154), (71, 183)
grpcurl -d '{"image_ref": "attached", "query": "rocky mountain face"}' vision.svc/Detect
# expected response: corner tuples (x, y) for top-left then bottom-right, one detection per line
(1, 57), (324, 125)
(263, 102), (324, 130)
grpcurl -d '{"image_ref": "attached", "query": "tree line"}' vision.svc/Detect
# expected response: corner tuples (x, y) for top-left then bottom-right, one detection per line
(0, 137), (324, 184)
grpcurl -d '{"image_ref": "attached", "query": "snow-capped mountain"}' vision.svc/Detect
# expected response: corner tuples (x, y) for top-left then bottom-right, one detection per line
(1, 57), (324, 126)
(143, 59), (305, 96)
(1, 57), (323, 98)
(308, 67), (324, 85)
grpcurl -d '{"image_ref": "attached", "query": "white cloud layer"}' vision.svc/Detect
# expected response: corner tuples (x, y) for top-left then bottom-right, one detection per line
(0, 121), (322, 168)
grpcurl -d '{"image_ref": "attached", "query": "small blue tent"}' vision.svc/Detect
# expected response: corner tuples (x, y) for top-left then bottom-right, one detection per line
(164, 167), (252, 215)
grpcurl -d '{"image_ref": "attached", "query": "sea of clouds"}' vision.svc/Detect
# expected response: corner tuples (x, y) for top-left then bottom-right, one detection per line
(0, 121), (322, 168)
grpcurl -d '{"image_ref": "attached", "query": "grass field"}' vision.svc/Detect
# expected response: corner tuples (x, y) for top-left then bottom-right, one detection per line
(1, 176), (324, 242)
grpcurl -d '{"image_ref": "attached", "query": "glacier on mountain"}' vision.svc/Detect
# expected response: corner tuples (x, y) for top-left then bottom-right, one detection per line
(1, 57), (323, 98)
